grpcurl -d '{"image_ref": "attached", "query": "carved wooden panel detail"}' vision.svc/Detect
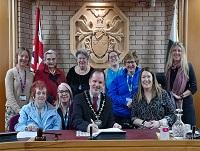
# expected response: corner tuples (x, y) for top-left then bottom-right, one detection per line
(70, 3), (129, 68)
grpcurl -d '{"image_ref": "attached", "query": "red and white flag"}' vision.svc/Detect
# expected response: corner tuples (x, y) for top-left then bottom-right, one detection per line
(31, 6), (44, 72)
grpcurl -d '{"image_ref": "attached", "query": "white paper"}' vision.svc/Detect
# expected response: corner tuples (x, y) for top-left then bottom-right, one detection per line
(76, 128), (125, 137)
(76, 131), (90, 137)
(17, 131), (37, 139)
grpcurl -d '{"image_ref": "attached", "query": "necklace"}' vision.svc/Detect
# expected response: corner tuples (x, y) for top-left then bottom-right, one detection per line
(49, 68), (56, 75)
(84, 91), (105, 120)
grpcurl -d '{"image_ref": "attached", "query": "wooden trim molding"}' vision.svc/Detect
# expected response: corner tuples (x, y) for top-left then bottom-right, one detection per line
(8, 0), (18, 68)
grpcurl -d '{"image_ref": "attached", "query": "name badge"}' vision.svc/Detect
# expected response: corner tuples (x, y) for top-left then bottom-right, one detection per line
(19, 95), (27, 101)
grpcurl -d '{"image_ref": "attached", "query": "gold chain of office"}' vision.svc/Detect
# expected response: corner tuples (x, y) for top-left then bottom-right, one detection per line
(84, 91), (105, 120)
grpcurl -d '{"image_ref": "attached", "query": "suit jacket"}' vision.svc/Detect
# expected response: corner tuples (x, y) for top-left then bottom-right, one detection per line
(72, 90), (115, 132)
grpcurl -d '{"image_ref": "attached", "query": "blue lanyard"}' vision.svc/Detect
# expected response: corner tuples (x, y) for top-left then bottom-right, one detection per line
(127, 75), (133, 92)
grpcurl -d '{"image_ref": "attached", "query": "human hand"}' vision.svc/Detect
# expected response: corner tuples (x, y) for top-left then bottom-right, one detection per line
(149, 120), (160, 129)
(172, 92), (182, 100)
(126, 98), (132, 108)
(113, 123), (122, 129)
(87, 120), (99, 133)
(26, 124), (38, 131)
(143, 121), (153, 128)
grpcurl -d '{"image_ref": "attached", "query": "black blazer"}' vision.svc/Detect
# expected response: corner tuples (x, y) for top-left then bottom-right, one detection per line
(72, 90), (115, 132)
(57, 104), (73, 130)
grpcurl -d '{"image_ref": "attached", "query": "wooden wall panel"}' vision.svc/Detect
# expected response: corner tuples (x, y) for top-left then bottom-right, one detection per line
(0, 0), (9, 131)
(187, 0), (200, 127)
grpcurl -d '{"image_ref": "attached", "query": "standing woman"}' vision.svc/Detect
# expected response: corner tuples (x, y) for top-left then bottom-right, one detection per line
(108, 51), (141, 128)
(104, 51), (123, 92)
(165, 42), (197, 126)
(5, 47), (34, 131)
(57, 83), (73, 130)
(66, 49), (94, 96)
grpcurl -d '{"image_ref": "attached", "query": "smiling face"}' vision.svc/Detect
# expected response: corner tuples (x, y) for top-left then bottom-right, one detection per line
(172, 45), (182, 63)
(77, 53), (88, 70)
(89, 71), (105, 96)
(17, 50), (30, 67)
(125, 59), (137, 74)
(45, 53), (57, 69)
(58, 85), (71, 107)
(108, 51), (120, 66)
(141, 70), (153, 90)
(34, 87), (47, 108)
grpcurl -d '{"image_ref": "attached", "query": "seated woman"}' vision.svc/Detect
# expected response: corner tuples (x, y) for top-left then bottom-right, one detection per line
(131, 67), (176, 128)
(56, 83), (73, 130)
(15, 81), (62, 131)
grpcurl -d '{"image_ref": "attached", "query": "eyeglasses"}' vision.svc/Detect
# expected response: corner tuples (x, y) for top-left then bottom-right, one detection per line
(126, 60), (136, 64)
(109, 55), (118, 59)
(58, 90), (69, 94)
(77, 57), (87, 60)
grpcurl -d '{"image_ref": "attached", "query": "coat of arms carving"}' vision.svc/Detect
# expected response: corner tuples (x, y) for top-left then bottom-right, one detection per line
(70, 3), (129, 68)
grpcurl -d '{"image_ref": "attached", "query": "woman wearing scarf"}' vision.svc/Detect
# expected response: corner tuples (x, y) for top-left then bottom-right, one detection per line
(165, 42), (197, 126)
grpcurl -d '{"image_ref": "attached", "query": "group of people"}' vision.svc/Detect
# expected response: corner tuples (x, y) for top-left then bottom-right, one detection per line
(4, 41), (197, 133)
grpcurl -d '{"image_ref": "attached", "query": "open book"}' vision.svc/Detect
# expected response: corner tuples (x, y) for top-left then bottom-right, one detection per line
(76, 128), (126, 138)
(92, 128), (126, 140)
(92, 128), (125, 137)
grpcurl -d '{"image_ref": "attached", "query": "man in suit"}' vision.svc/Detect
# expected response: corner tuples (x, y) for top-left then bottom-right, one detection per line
(72, 69), (121, 132)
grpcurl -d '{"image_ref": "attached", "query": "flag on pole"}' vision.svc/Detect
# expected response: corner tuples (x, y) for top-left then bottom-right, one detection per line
(31, 6), (44, 72)
(166, 0), (179, 63)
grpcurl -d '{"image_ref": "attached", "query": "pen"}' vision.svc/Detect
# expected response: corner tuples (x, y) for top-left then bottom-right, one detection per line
(91, 119), (95, 124)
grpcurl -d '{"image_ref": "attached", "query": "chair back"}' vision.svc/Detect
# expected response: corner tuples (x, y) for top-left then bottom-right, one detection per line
(9, 114), (20, 132)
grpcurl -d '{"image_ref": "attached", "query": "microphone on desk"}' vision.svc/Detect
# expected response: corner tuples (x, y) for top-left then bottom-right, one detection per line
(89, 126), (93, 140)
(192, 126), (196, 139)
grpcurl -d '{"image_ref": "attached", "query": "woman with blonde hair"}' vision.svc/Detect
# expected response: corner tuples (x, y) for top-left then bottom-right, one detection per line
(57, 83), (73, 130)
(165, 42), (197, 126)
(131, 67), (176, 128)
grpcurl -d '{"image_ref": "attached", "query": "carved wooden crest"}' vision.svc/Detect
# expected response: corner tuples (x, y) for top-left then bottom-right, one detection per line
(70, 3), (129, 68)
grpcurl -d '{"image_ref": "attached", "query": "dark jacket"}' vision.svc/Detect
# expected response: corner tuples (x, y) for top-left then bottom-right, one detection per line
(72, 91), (115, 132)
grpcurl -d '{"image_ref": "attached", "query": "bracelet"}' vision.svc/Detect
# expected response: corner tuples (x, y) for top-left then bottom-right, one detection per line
(141, 120), (146, 126)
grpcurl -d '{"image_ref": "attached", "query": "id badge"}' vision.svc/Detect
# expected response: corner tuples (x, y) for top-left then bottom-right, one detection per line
(19, 95), (27, 101)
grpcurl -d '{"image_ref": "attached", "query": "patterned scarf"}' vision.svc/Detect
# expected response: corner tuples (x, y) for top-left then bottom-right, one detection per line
(167, 63), (188, 95)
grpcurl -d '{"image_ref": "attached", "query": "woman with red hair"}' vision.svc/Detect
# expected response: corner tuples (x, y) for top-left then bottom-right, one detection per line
(15, 80), (61, 131)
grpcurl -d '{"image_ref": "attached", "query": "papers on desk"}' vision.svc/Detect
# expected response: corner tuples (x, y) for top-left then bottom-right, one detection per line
(17, 131), (37, 139)
(76, 128), (125, 137)
(76, 131), (90, 137)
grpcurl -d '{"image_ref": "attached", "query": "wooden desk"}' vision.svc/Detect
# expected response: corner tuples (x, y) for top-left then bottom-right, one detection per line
(0, 129), (200, 151)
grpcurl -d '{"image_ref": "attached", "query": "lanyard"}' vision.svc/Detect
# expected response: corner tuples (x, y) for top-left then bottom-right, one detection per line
(17, 69), (26, 93)
(127, 75), (133, 92)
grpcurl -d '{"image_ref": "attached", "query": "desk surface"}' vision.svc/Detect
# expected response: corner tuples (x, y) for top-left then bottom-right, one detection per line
(45, 129), (158, 140)
(0, 129), (200, 151)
